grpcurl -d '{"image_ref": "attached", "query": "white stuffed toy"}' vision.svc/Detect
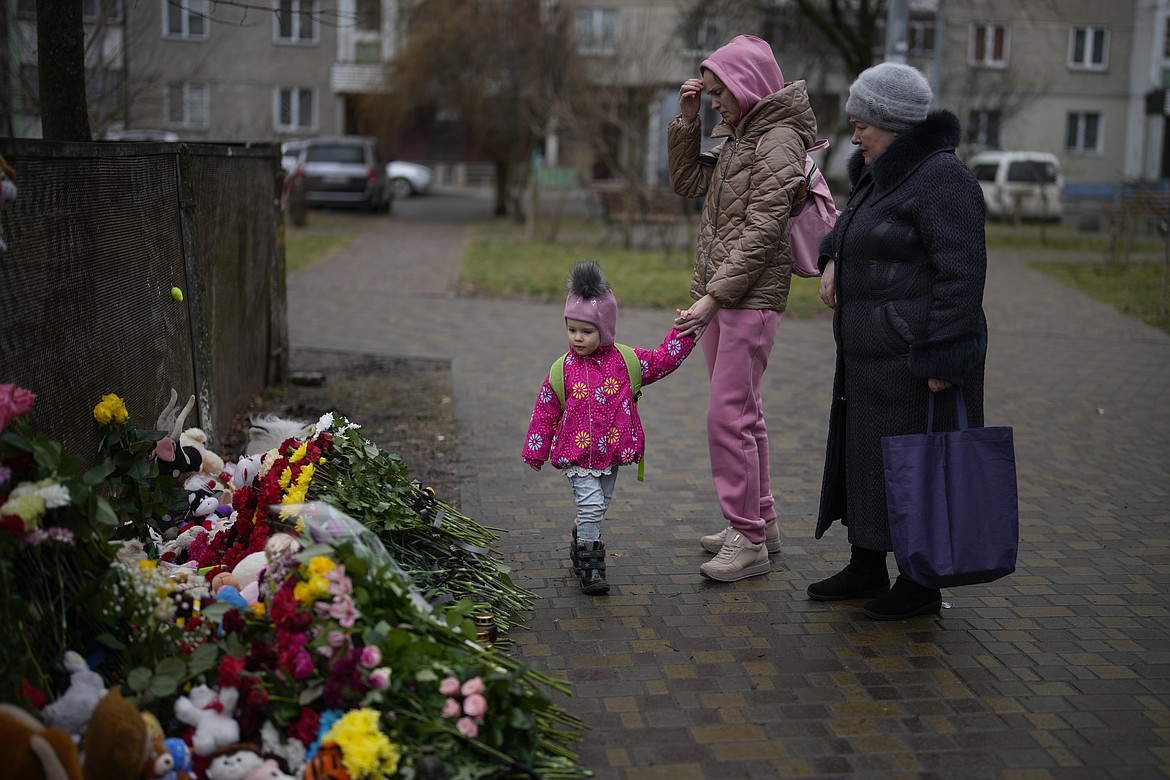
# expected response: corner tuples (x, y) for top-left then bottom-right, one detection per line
(242, 759), (296, 780)
(203, 743), (264, 780)
(180, 427), (227, 479)
(41, 650), (107, 742)
(174, 685), (240, 756)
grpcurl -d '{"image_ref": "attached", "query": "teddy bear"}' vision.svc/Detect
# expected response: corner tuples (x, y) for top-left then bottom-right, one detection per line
(41, 651), (107, 743)
(0, 702), (84, 780)
(161, 737), (193, 780)
(81, 687), (155, 780)
(202, 743), (264, 780)
(173, 685), (240, 757)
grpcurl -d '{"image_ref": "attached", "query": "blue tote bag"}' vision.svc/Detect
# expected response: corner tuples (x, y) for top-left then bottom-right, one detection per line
(881, 389), (1019, 588)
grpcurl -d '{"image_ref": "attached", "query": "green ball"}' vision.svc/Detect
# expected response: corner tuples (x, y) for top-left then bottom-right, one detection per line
(171, 287), (184, 301)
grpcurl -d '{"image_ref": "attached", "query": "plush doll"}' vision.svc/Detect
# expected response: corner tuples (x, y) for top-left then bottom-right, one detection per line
(153, 391), (201, 480)
(0, 702), (84, 780)
(80, 688), (152, 780)
(202, 743), (263, 780)
(173, 685), (240, 757)
(0, 153), (16, 253)
(242, 759), (296, 780)
(180, 427), (226, 481)
(161, 737), (193, 780)
(41, 651), (107, 743)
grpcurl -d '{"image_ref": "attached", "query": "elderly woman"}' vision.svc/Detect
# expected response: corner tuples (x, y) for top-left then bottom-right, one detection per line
(808, 63), (988, 620)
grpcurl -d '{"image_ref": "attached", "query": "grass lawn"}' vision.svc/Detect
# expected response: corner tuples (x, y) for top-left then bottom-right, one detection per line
(1029, 259), (1170, 334)
(283, 209), (376, 274)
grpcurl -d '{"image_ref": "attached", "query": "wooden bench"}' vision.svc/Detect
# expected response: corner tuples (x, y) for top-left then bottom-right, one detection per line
(591, 182), (692, 250)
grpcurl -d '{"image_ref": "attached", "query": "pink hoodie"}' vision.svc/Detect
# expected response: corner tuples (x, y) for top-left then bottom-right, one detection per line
(700, 35), (785, 120)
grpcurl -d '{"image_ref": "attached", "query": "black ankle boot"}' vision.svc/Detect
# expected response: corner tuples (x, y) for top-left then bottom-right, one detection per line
(807, 545), (890, 601)
(862, 575), (941, 620)
(570, 528), (581, 574)
(574, 540), (609, 595)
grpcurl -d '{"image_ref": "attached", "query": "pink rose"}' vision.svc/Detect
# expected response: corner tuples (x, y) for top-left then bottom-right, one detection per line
(441, 697), (461, 718)
(456, 716), (479, 738)
(462, 693), (487, 718)
(359, 645), (382, 668)
(0, 384), (36, 432)
(368, 667), (390, 689)
(460, 677), (485, 697)
(439, 676), (461, 697)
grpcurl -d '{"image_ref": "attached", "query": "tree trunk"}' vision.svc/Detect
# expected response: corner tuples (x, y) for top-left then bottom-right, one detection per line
(37, 0), (91, 141)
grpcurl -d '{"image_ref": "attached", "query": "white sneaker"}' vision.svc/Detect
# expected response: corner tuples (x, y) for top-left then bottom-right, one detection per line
(699, 532), (771, 582)
(700, 519), (781, 555)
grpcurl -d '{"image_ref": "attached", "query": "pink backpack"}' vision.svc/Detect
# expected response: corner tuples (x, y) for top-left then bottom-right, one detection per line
(787, 139), (839, 277)
(754, 137), (839, 278)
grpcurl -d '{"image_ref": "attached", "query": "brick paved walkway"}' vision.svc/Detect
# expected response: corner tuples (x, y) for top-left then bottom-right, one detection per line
(289, 194), (1170, 779)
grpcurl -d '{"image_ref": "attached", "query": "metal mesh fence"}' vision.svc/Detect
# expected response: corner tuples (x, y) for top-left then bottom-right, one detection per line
(0, 139), (287, 464)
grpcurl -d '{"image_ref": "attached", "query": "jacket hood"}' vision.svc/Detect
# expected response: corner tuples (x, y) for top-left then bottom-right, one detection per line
(701, 35), (784, 119)
(847, 110), (962, 191)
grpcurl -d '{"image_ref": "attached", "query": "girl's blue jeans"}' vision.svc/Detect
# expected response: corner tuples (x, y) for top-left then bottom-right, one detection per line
(568, 468), (618, 542)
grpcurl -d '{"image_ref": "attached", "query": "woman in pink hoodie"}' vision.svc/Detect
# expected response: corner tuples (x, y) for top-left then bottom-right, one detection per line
(523, 261), (695, 595)
(670, 35), (819, 582)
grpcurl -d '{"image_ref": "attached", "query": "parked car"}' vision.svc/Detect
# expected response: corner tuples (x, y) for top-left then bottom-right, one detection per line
(968, 150), (1064, 222)
(103, 129), (181, 142)
(295, 136), (391, 212)
(386, 160), (434, 199)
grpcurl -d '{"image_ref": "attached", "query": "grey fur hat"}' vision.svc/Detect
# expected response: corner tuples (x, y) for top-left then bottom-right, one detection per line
(845, 62), (933, 131)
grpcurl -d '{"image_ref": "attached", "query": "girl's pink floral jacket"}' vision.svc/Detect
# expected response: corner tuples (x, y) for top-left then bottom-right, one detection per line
(523, 328), (695, 472)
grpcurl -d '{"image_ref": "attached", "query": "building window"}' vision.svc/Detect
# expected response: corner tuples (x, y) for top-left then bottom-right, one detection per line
(275, 0), (317, 44)
(967, 110), (1002, 150)
(1066, 112), (1101, 154)
(167, 82), (209, 128)
(355, 0), (381, 32)
(83, 0), (123, 23)
(164, 0), (208, 40)
(275, 87), (314, 132)
(907, 13), (936, 56)
(575, 7), (618, 55)
(1069, 25), (1108, 70)
(682, 12), (722, 57)
(969, 22), (1008, 67)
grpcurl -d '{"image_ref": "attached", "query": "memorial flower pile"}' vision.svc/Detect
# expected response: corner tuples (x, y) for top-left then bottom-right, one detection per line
(0, 386), (588, 778)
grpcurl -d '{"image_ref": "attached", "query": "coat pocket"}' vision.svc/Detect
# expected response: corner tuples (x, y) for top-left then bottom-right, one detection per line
(876, 302), (914, 355)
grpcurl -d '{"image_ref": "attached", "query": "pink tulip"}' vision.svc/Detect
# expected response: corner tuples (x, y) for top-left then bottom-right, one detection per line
(441, 697), (461, 718)
(439, 676), (461, 697)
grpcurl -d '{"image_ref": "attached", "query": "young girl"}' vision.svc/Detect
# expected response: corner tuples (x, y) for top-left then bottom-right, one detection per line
(523, 261), (695, 595)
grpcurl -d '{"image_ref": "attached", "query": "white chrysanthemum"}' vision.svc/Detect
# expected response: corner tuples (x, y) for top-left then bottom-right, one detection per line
(314, 412), (335, 436)
(38, 483), (71, 509)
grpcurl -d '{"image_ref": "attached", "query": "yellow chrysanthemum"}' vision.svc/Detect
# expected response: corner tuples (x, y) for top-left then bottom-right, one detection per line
(1, 492), (45, 529)
(92, 393), (129, 425)
(279, 467), (293, 489)
(602, 376), (620, 395)
(308, 556), (336, 576)
(289, 442), (308, 463)
(294, 574), (330, 606)
(250, 602), (266, 618)
(322, 708), (401, 779)
(573, 430), (591, 449)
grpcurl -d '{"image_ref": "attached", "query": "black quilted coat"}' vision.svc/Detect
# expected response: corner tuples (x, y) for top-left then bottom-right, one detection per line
(815, 111), (988, 552)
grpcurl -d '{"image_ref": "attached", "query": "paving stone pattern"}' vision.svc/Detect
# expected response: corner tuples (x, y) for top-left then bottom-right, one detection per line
(288, 195), (1170, 779)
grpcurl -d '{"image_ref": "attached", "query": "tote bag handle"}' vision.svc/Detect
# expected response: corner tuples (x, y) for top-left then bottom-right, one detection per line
(927, 388), (969, 433)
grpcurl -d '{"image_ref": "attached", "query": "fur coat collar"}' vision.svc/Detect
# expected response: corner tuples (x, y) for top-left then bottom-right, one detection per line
(846, 110), (962, 196)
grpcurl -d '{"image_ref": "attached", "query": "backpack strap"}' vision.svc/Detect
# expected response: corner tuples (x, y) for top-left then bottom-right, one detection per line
(548, 344), (646, 481)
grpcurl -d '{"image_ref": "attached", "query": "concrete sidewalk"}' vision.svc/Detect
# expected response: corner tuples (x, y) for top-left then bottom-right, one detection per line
(288, 196), (1170, 779)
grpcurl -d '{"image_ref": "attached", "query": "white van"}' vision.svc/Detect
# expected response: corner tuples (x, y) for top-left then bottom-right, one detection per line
(968, 151), (1064, 222)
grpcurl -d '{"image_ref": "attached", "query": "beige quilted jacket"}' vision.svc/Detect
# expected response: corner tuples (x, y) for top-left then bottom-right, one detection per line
(668, 80), (818, 311)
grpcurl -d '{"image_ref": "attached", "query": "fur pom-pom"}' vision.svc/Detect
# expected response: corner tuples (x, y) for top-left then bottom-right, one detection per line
(245, 413), (312, 455)
(566, 260), (610, 299)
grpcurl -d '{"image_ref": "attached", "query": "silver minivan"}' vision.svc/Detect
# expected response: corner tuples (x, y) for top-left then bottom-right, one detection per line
(969, 151), (1064, 222)
(296, 136), (392, 212)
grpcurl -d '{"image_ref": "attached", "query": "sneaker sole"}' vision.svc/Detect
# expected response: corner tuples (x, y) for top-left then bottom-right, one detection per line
(699, 559), (771, 582)
(700, 537), (782, 555)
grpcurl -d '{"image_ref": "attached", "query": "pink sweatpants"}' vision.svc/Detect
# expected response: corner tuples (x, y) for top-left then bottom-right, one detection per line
(702, 308), (781, 544)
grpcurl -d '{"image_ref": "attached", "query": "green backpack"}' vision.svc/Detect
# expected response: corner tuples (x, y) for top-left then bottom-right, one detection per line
(549, 343), (645, 481)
